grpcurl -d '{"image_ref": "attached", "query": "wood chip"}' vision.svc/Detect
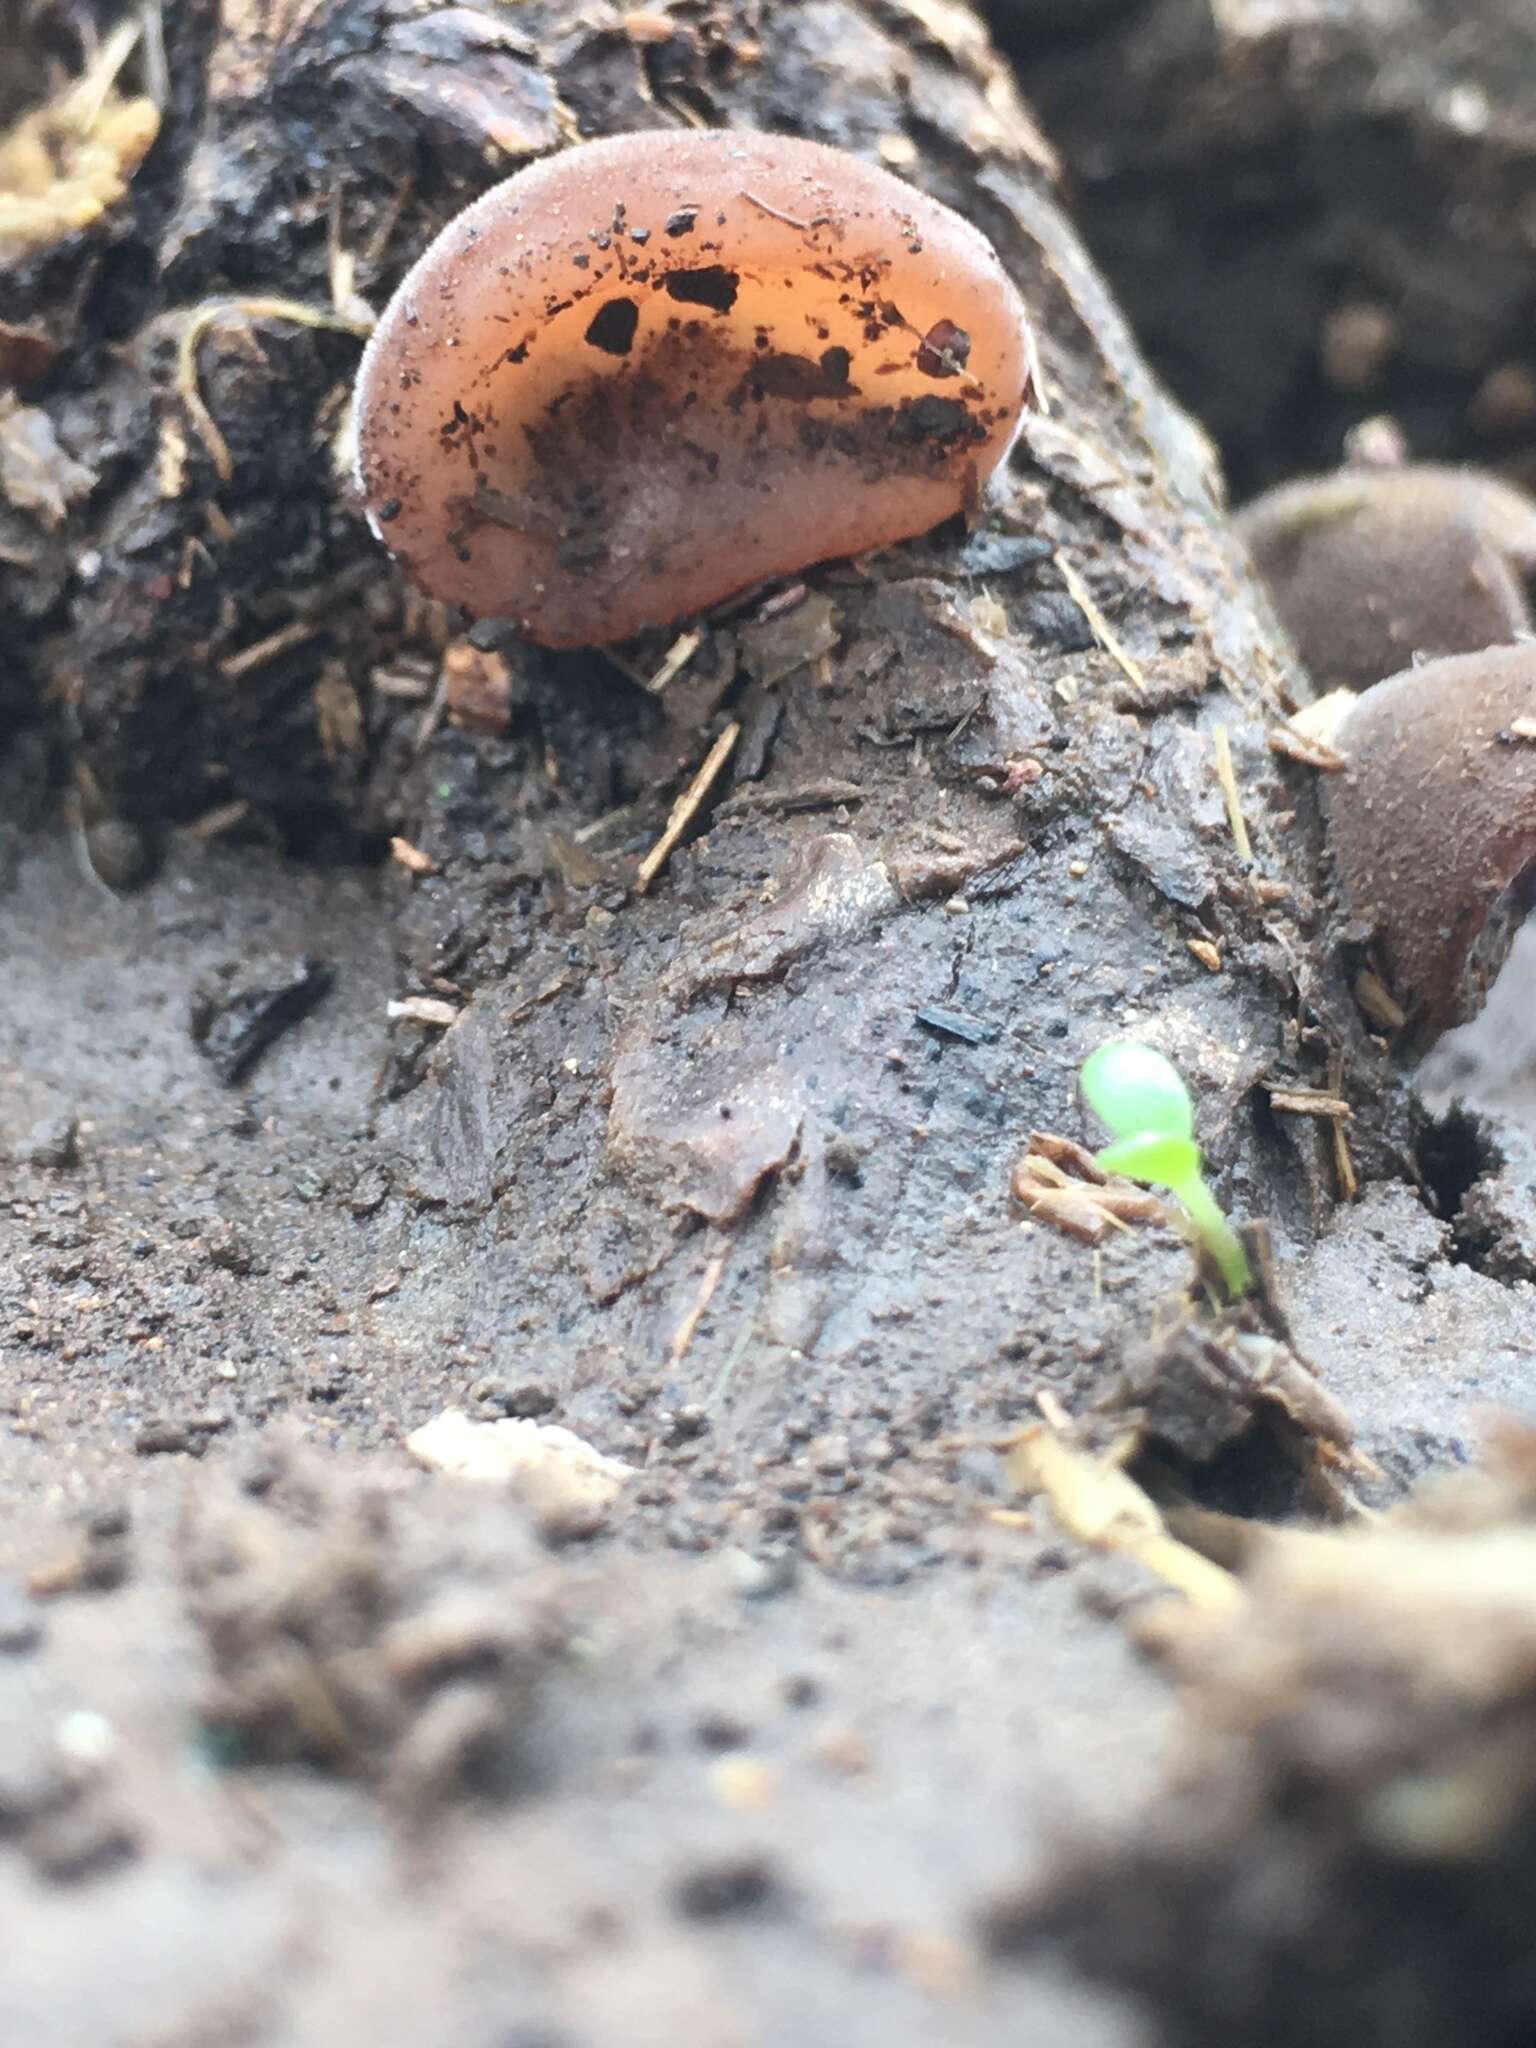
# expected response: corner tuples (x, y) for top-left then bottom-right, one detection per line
(390, 836), (434, 875)
(641, 627), (704, 696)
(1010, 1146), (1167, 1244)
(1266, 1087), (1353, 1121)
(717, 778), (865, 817)
(387, 996), (458, 1028)
(218, 619), (318, 679)
(1355, 967), (1407, 1033)
(969, 593), (1009, 640)
(1025, 1130), (1107, 1184)
(183, 798), (251, 841)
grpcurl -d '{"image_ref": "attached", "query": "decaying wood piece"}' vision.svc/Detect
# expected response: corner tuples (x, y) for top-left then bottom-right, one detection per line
(9, 7), (1536, 2043)
(0, 0), (1427, 1481)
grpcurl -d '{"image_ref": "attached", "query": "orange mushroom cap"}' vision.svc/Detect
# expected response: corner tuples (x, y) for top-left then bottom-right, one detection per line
(354, 130), (1036, 648)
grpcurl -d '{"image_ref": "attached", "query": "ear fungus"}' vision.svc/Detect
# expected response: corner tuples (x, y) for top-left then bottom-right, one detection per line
(1326, 646), (1536, 1048)
(354, 130), (1036, 649)
(1238, 467), (1536, 695)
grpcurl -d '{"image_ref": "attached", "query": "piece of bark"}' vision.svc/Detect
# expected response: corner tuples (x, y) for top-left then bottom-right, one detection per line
(0, 0), (1404, 1409)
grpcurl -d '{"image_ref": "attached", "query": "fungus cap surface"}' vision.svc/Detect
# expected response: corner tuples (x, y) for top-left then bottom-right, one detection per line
(1328, 646), (1536, 1046)
(1239, 466), (1536, 695)
(355, 130), (1036, 647)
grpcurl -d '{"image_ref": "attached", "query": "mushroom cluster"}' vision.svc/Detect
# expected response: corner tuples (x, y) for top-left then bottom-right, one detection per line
(1241, 462), (1536, 1047)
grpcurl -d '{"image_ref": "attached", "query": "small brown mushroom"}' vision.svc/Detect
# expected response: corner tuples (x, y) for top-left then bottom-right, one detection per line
(1238, 466), (1536, 694)
(354, 130), (1036, 648)
(1326, 646), (1536, 1047)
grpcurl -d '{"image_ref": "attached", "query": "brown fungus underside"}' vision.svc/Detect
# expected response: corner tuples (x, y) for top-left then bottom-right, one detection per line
(1327, 646), (1536, 1047)
(1239, 466), (1536, 696)
(354, 130), (1036, 648)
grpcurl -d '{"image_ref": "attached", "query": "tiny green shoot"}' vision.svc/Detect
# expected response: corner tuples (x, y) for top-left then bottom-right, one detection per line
(1079, 1040), (1252, 1300)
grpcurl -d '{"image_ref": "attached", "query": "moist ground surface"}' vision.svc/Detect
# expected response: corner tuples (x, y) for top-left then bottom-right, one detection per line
(1, 807), (1531, 2047)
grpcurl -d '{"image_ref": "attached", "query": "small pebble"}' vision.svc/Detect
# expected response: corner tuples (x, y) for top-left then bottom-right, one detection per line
(694, 1710), (752, 1753)
(135, 1419), (205, 1458)
(726, 1547), (800, 1601)
(468, 1377), (557, 1418)
(83, 815), (157, 890)
(672, 1850), (781, 1920)
(1024, 589), (1095, 652)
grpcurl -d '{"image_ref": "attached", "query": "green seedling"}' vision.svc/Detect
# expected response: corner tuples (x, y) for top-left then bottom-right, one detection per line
(1079, 1040), (1252, 1300)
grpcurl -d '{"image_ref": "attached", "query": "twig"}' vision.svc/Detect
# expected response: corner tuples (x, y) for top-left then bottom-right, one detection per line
(1266, 1088), (1354, 1121)
(1328, 1051), (1359, 1202)
(1054, 550), (1144, 693)
(669, 1240), (732, 1368)
(218, 620), (319, 679)
(642, 628), (703, 696)
(1211, 725), (1253, 863)
(634, 722), (740, 894)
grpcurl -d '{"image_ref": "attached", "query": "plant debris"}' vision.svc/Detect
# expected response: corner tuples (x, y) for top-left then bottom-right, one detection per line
(914, 1004), (998, 1046)
(189, 954), (334, 1084)
(987, 1422), (1536, 2048)
(1006, 1418), (1242, 1611)
(0, 20), (158, 257)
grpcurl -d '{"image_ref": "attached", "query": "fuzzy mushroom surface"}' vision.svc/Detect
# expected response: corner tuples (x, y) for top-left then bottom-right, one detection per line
(1327, 646), (1536, 1046)
(1239, 465), (1536, 695)
(354, 130), (1036, 648)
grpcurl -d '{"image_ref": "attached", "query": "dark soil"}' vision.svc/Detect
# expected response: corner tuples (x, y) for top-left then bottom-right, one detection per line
(1, 809), (1529, 2040)
(1009, 0), (1536, 499)
(1, 823), (1175, 2047)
